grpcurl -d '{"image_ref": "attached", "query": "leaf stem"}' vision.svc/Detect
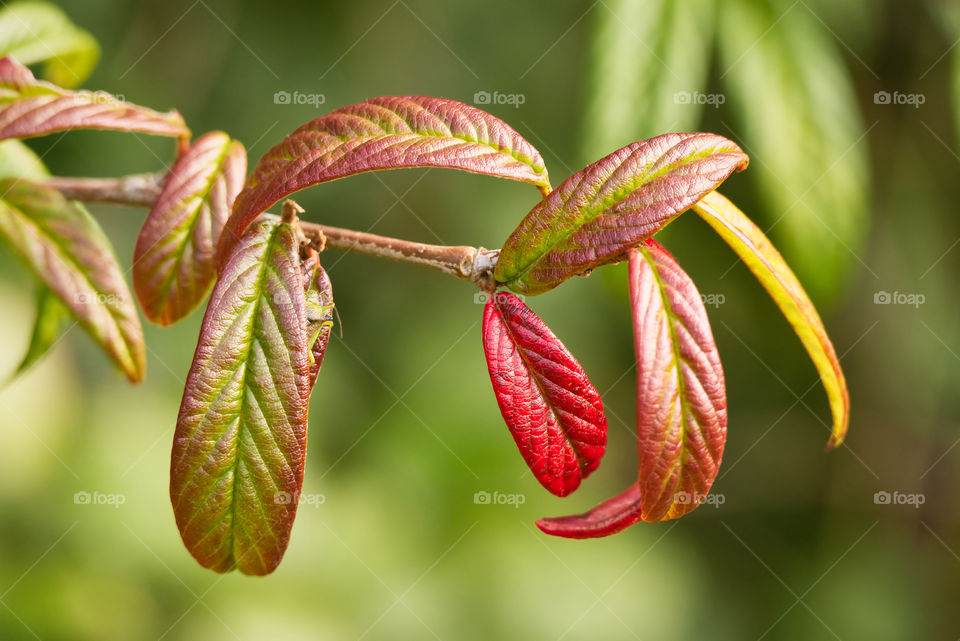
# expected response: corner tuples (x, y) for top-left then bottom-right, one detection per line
(44, 172), (499, 288)
(46, 173), (166, 206)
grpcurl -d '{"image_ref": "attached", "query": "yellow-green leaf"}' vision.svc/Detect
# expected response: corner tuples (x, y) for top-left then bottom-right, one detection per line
(692, 190), (849, 447)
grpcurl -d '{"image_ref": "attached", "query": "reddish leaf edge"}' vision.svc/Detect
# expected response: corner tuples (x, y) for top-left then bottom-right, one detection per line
(536, 483), (643, 539)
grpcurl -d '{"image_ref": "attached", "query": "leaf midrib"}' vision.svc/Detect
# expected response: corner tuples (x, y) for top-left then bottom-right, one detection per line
(222, 223), (286, 569)
(494, 301), (590, 473)
(640, 244), (696, 514)
(149, 138), (232, 313)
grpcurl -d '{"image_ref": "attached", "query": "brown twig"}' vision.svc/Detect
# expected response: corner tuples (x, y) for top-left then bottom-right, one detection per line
(45, 173), (499, 288)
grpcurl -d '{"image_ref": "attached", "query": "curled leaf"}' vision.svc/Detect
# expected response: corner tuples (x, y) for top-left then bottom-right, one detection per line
(495, 133), (748, 295)
(482, 292), (606, 497)
(629, 240), (726, 521)
(0, 56), (188, 141)
(134, 131), (246, 325)
(537, 483), (643, 539)
(300, 249), (334, 387)
(171, 219), (310, 575)
(0, 178), (144, 381)
(692, 190), (849, 447)
(220, 96), (550, 265)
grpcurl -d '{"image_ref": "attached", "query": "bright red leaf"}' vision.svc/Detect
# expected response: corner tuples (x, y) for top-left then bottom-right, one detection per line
(482, 292), (606, 497)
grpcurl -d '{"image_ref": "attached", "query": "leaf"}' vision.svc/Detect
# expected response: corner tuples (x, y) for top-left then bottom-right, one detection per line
(0, 1), (100, 88)
(171, 219), (310, 576)
(13, 284), (69, 377)
(628, 240), (726, 521)
(717, 0), (868, 300)
(133, 131), (246, 326)
(220, 96), (550, 266)
(301, 250), (334, 387)
(537, 239), (727, 537)
(482, 292), (606, 497)
(582, 0), (715, 159)
(0, 178), (144, 381)
(494, 133), (748, 295)
(0, 56), (188, 141)
(0, 138), (48, 179)
(537, 483), (644, 539)
(692, 190), (849, 447)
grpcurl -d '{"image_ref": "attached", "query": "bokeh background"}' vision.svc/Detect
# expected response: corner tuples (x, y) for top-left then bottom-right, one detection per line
(0, 0), (958, 638)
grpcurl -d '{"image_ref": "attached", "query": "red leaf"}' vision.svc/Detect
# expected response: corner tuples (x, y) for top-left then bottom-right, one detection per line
(133, 131), (246, 325)
(537, 240), (726, 537)
(630, 240), (726, 521)
(536, 484), (643, 538)
(219, 96), (550, 267)
(0, 56), (188, 141)
(495, 133), (748, 295)
(482, 292), (606, 497)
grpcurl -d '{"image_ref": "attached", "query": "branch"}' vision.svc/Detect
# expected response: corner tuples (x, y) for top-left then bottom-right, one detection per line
(44, 173), (500, 289)
(46, 173), (166, 206)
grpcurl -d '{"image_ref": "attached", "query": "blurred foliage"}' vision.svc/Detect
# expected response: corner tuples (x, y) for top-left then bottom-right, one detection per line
(0, 1), (959, 640)
(0, 0), (99, 88)
(584, 0), (869, 302)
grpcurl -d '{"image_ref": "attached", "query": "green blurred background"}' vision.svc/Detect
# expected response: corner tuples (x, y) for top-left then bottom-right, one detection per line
(1, 0), (958, 638)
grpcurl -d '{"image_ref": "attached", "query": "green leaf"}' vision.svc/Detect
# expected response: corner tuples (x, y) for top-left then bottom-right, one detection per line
(717, 0), (868, 300)
(171, 219), (310, 576)
(0, 1), (99, 88)
(692, 190), (849, 447)
(582, 0), (715, 159)
(495, 133), (747, 295)
(13, 284), (68, 377)
(0, 178), (145, 382)
(0, 138), (47, 179)
(134, 131), (246, 326)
